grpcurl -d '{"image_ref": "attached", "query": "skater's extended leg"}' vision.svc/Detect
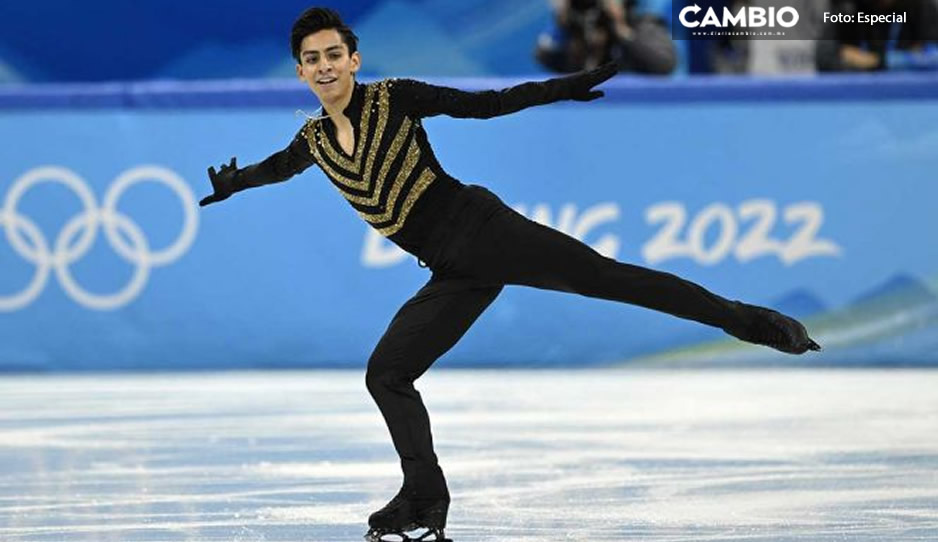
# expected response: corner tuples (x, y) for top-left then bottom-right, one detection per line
(453, 187), (819, 353)
(365, 273), (501, 535)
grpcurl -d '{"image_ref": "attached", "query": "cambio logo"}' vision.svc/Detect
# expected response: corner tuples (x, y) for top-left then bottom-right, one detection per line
(679, 3), (799, 28)
(0, 165), (198, 311)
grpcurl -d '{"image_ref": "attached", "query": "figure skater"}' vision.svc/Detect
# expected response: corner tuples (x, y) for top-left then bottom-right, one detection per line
(200, 7), (820, 541)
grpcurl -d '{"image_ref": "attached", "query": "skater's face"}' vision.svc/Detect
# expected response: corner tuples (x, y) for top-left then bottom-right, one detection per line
(296, 29), (361, 107)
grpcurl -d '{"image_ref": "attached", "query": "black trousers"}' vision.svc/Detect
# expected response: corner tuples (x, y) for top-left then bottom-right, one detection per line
(365, 185), (746, 497)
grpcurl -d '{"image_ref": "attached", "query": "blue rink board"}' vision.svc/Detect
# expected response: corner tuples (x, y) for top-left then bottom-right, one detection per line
(1, 75), (937, 370)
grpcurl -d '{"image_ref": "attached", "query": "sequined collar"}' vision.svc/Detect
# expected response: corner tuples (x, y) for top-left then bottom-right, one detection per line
(340, 81), (366, 122)
(316, 81), (367, 161)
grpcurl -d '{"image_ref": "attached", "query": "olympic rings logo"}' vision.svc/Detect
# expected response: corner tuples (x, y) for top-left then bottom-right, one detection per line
(1, 165), (199, 311)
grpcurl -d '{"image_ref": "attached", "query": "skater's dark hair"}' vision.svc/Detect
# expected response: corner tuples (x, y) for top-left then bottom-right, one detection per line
(291, 7), (359, 63)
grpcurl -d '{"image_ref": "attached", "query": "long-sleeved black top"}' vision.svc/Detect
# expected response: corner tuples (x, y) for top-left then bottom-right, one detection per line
(234, 77), (575, 256)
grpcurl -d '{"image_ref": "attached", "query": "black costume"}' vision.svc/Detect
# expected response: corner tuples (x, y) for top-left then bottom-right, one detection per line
(201, 69), (818, 540)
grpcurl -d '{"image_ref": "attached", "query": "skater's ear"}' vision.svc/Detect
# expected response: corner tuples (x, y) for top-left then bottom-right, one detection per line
(350, 50), (362, 77)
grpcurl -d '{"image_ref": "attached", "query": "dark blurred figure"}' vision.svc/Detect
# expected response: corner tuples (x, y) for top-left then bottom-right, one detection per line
(747, 0), (830, 74)
(535, 0), (677, 74)
(708, 0), (829, 74)
(817, 0), (938, 71)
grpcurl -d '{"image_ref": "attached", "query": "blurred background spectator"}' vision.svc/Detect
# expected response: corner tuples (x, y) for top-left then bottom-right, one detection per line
(0, 0), (683, 83)
(0, 0), (936, 83)
(747, 0), (829, 74)
(534, 0), (678, 74)
(700, 0), (938, 75)
(816, 0), (938, 72)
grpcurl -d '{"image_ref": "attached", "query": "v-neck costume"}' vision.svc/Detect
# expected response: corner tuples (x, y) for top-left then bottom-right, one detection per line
(232, 76), (584, 257)
(323, 117), (356, 160)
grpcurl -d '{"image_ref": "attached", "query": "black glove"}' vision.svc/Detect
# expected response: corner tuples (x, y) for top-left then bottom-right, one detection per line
(555, 61), (619, 102)
(200, 157), (239, 207)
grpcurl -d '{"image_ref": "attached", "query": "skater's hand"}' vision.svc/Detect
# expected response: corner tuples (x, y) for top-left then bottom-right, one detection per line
(562, 61), (619, 102)
(200, 157), (239, 207)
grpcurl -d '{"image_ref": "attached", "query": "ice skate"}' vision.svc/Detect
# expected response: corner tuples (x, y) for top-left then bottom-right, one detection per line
(365, 487), (451, 542)
(726, 302), (822, 354)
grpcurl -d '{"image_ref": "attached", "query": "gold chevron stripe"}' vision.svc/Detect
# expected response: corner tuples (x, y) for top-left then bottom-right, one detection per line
(304, 122), (354, 190)
(338, 116), (412, 207)
(302, 80), (434, 238)
(375, 169), (436, 237)
(301, 119), (317, 155)
(359, 138), (421, 223)
(314, 144), (366, 192)
(359, 83), (391, 190)
(319, 84), (381, 174)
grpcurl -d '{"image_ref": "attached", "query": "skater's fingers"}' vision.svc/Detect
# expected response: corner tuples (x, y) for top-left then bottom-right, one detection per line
(807, 339), (821, 351)
(573, 90), (604, 102)
(219, 158), (236, 172)
(207, 166), (217, 179)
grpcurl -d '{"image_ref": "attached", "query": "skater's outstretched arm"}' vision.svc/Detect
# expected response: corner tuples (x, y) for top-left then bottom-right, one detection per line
(200, 126), (317, 207)
(390, 62), (617, 120)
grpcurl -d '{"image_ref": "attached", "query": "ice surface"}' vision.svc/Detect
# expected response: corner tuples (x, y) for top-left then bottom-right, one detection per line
(1, 369), (936, 541)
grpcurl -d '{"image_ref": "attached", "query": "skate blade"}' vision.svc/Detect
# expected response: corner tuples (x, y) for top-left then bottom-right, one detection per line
(364, 526), (451, 542)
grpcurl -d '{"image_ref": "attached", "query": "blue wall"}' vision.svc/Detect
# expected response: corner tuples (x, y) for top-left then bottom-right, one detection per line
(0, 0), (549, 82)
(2, 74), (937, 370)
(0, 1), (681, 83)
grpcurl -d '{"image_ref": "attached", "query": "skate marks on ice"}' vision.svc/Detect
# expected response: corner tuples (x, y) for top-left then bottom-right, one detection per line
(431, 370), (938, 541)
(0, 370), (937, 541)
